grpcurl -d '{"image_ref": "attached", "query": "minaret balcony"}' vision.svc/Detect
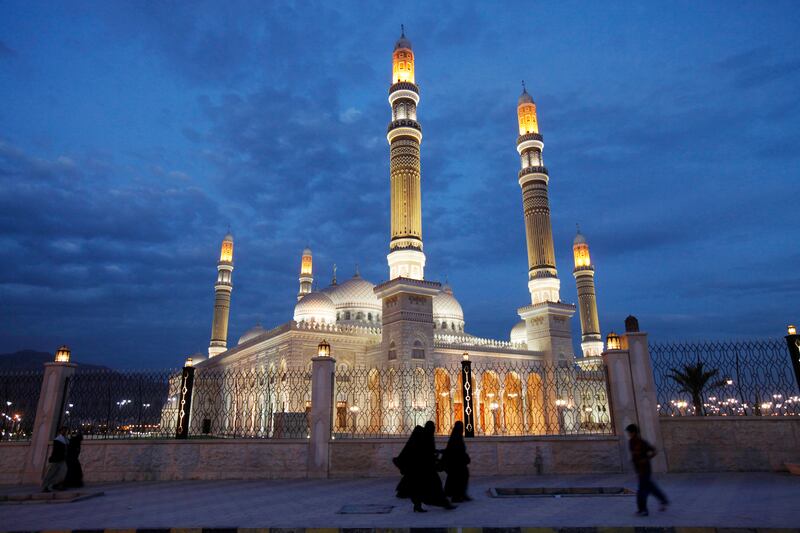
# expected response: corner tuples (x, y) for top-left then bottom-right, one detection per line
(389, 82), (419, 95)
(517, 132), (543, 145)
(518, 166), (549, 179)
(388, 118), (421, 133)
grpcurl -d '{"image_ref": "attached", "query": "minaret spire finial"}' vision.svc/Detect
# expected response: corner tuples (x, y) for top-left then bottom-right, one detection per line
(355, 263), (360, 277)
(576, 222), (580, 233)
(332, 263), (337, 285)
(401, 24), (405, 37)
(522, 80), (526, 92)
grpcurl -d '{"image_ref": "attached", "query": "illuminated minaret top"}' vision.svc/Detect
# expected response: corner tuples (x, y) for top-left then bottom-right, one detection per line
(298, 247), (313, 301)
(386, 26), (425, 280)
(209, 231), (234, 357)
(573, 227), (603, 358)
(516, 82), (560, 304)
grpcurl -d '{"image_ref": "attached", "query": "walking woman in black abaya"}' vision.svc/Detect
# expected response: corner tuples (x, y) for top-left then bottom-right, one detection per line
(442, 421), (471, 502)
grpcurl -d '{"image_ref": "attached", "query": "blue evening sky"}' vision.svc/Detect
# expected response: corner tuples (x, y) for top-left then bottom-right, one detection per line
(1, 1), (797, 368)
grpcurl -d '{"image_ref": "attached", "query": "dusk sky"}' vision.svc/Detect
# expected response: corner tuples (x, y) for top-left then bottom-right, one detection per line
(1, 1), (797, 368)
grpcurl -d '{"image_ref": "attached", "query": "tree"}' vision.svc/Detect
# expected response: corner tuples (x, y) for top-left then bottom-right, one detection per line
(668, 361), (726, 416)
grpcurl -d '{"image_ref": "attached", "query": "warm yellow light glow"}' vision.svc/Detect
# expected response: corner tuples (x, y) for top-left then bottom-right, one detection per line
(392, 48), (415, 84)
(54, 345), (71, 363)
(220, 240), (233, 262)
(318, 339), (331, 357)
(606, 332), (621, 350)
(301, 253), (312, 275)
(789, 324), (797, 335)
(573, 243), (591, 268)
(462, 352), (470, 361)
(184, 357), (193, 368)
(517, 102), (539, 135)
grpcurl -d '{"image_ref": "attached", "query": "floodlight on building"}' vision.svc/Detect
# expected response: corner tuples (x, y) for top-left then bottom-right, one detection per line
(606, 332), (621, 350)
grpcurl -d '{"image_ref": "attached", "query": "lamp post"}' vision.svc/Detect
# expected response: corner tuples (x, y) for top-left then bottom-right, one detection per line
(460, 352), (475, 437)
(176, 357), (195, 439)
(786, 325), (800, 393)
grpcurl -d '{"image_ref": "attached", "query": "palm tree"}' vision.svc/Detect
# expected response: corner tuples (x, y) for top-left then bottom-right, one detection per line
(668, 362), (726, 416)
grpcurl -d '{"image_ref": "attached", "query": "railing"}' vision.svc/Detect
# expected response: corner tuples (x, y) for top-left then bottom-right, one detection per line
(434, 333), (527, 352)
(517, 132), (543, 144)
(332, 361), (612, 438)
(0, 370), (44, 441)
(188, 367), (311, 439)
(518, 166), (549, 179)
(61, 367), (312, 439)
(62, 369), (179, 439)
(651, 339), (800, 417)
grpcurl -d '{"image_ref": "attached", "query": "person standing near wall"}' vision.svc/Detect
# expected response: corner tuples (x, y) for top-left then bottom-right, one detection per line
(64, 429), (84, 488)
(626, 423), (669, 516)
(40, 426), (69, 492)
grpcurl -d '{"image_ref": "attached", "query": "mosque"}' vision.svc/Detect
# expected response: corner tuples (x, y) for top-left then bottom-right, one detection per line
(187, 30), (607, 436)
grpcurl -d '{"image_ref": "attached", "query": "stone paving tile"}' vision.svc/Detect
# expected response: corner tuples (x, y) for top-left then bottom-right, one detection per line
(1, 473), (799, 530)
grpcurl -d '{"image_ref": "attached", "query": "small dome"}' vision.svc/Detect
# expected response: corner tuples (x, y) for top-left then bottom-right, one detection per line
(395, 26), (412, 50)
(293, 291), (336, 324)
(223, 231), (234, 242)
(518, 86), (534, 106)
(574, 229), (586, 245)
(433, 285), (465, 332)
(327, 274), (381, 311)
(510, 320), (527, 344)
(302, 247), (312, 255)
(238, 324), (264, 345)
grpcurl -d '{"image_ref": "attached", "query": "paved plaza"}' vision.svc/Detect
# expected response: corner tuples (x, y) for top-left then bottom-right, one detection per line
(2, 472), (799, 531)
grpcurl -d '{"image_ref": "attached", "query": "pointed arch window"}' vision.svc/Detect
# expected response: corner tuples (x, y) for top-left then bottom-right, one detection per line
(412, 340), (425, 359)
(388, 341), (397, 361)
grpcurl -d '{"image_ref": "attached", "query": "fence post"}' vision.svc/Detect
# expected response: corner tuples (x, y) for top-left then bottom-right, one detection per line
(308, 341), (334, 478)
(175, 360), (196, 439)
(603, 324), (666, 473)
(785, 327), (800, 393)
(22, 357), (76, 484)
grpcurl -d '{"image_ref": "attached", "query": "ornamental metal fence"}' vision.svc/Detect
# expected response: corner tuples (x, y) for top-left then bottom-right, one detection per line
(187, 367), (311, 439)
(61, 367), (312, 439)
(62, 369), (179, 439)
(650, 339), (800, 417)
(0, 370), (44, 441)
(332, 361), (612, 438)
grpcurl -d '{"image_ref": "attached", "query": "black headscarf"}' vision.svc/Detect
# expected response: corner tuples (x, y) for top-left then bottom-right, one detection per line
(395, 425), (424, 472)
(445, 421), (465, 454)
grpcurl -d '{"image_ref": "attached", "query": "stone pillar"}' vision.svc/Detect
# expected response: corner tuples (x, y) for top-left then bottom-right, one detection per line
(603, 330), (667, 473)
(308, 355), (335, 478)
(22, 361), (76, 484)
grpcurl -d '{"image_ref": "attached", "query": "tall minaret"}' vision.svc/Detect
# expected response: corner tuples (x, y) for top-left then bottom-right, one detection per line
(208, 232), (234, 357)
(573, 227), (603, 358)
(515, 84), (575, 367)
(516, 82), (560, 304)
(298, 247), (313, 300)
(386, 26), (425, 280)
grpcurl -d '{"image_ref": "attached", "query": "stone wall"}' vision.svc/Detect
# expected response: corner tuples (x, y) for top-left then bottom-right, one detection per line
(660, 417), (800, 472)
(0, 443), (30, 484)
(78, 439), (309, 482)
(329, 436), (623, 477)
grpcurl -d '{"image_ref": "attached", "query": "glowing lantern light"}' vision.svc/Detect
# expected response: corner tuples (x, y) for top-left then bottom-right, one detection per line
(54, 345), (71, 363)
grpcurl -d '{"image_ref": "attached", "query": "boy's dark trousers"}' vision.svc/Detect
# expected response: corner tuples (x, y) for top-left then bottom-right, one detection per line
(637, 471), (668, 512)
